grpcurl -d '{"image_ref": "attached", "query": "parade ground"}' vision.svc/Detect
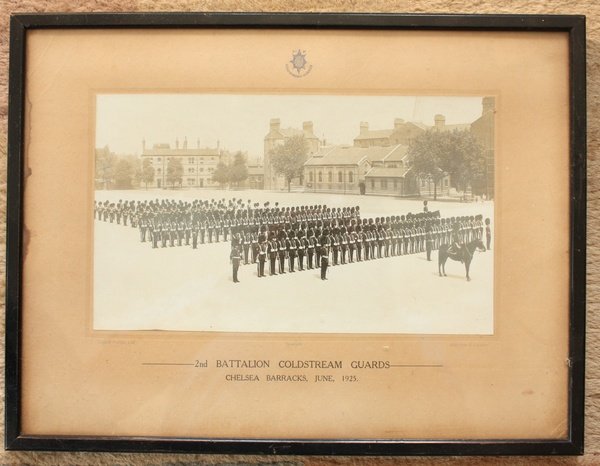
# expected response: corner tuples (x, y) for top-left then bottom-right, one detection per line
(93, 189), (494, 334)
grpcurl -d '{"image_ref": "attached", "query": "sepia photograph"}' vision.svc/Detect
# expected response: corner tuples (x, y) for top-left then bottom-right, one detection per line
(93, 93), (495, 333)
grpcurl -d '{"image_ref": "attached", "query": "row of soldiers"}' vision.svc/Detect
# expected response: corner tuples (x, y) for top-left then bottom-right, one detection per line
(94, 198), (364, 248)
(231, 214), (485, 279)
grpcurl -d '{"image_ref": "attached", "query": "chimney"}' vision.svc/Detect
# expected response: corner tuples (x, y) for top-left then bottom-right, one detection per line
(176, 137), (180, 149)
(482, 96), (495, 115)
(197, 138), (200, 149)
(360, 121), (369, 134)
(394, 118), (404, 130)
(434, 114), (445, 130)
(303, 121), (314, 134)
(270, 118), (281, 132)
(142, 138), (146, 152)
(217, 140), (220, 150)
(183, 136), (188, 150)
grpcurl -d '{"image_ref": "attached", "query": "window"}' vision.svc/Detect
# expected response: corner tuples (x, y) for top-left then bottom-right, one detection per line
(156, 157), (161, 162)
(318, 171), (323, 182)
(157, 168), (162, 174)
(200, 168), (204, 172)
(394, 179), (398, 189)
(309, 171), (314, 182)
(209, 168), (214, 172)
(444, 178), (449, 187)
(421, 178), (426, 187)
(371, 179), (375, 189)
(338, 171), (343, 183)
(188, 157), (195, 164)
(381, 179), (388, 189)
(348, 172), (354, 183)
(188, 178), (195, 185)
(188, 167), (195, 174)
(328, 172), (332, 182)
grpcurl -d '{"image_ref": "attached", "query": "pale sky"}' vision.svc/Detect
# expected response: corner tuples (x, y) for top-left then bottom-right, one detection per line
(96, 94), (485, 161)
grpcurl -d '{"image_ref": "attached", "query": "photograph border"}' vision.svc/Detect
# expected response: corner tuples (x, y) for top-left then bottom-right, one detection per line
(5, 12), (586, 455)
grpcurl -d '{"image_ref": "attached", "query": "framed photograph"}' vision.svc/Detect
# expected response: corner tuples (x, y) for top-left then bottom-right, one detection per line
(6, 13), (586, 455)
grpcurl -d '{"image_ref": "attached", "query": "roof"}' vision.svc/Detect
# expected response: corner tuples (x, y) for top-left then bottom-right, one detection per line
(142, 147), (220, 156)
(304, 144), (409, 167)
(409, 122), (430, 130)
(305, 146), (367, 166)
(265, 127), (319, 140)
(354, 129), (395, 141)
(380, 145), (408, 163)
(365, 167), (412, 178)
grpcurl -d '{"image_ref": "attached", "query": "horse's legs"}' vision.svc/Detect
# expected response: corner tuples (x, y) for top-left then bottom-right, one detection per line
(465, 259), (471, 281)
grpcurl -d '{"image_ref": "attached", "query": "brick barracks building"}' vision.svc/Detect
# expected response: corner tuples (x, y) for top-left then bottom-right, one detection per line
(140, 137), (222, 189)
(302, 96), (495, 198)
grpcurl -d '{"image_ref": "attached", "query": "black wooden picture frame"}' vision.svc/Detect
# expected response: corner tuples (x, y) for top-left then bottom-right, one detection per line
(5, 12), (586, 456)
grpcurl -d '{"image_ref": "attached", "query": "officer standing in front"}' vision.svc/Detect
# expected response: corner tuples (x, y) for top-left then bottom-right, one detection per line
(320, 244), (330, 280)
(230, 244), (242, 283)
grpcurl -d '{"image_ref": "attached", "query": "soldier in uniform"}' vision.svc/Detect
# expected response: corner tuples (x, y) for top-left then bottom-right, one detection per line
(320, 244), (330, 280)
(223, 217), (230, 242)
(161, 220), (168, 248)
(251, 230), (259, 264)
(332, 231), (341, 266)
(278, 233), (287, 274)
(268, 235), (278, 276)
(139, 214), (148, 242)
(169, 219), (177, 247)
(177, 217), (185, 246)
(363, 227), (370, 261)
(243, 232), (252, 265)
(287, 232), (298, 272)
(230, 244), (242, 283)
(207, 218), (214, 243)
(485, 218), (492, 250)
(191, 217), (199, 249)
(152, 219), (161, 249)
(298, 233), (307, 271)
(184, 217), (192, 246)
(348, 227), (357, 263)
(425, 223), (434, 261)
(257, 238), (267, 277)
(370, 226), (378, 259)
(340, 228), (349, 265)
(307, 234), (316, 269)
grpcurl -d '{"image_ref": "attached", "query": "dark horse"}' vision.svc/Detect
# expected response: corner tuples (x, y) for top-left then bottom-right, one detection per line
(438, 239), (486, 281)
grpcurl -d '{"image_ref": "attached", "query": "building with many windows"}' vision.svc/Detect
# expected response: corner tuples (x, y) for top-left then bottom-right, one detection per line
(303, 144), (416, 195)
(302, 97), (494, 197)
(140, 138), (223, 189)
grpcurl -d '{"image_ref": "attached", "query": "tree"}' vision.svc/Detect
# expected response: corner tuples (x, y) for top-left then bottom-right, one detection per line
(408, 131), (448, 200)
(270, 135), (309, 192)
(113, 159), (134, 189)
(140, 158), (155, 189)
(408, 130), (485, 199)
(228, 152), (249, 188)
(212, 161), (230, 189)
(95, 146), (117, 189)
(166, 157), (183, 188)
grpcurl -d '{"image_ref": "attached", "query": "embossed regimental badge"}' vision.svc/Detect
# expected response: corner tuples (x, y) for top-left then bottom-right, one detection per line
(286, 49), (312, 78)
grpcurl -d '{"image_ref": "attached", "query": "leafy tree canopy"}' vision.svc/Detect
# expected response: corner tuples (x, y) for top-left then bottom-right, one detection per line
(271, 135), (309, 192)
